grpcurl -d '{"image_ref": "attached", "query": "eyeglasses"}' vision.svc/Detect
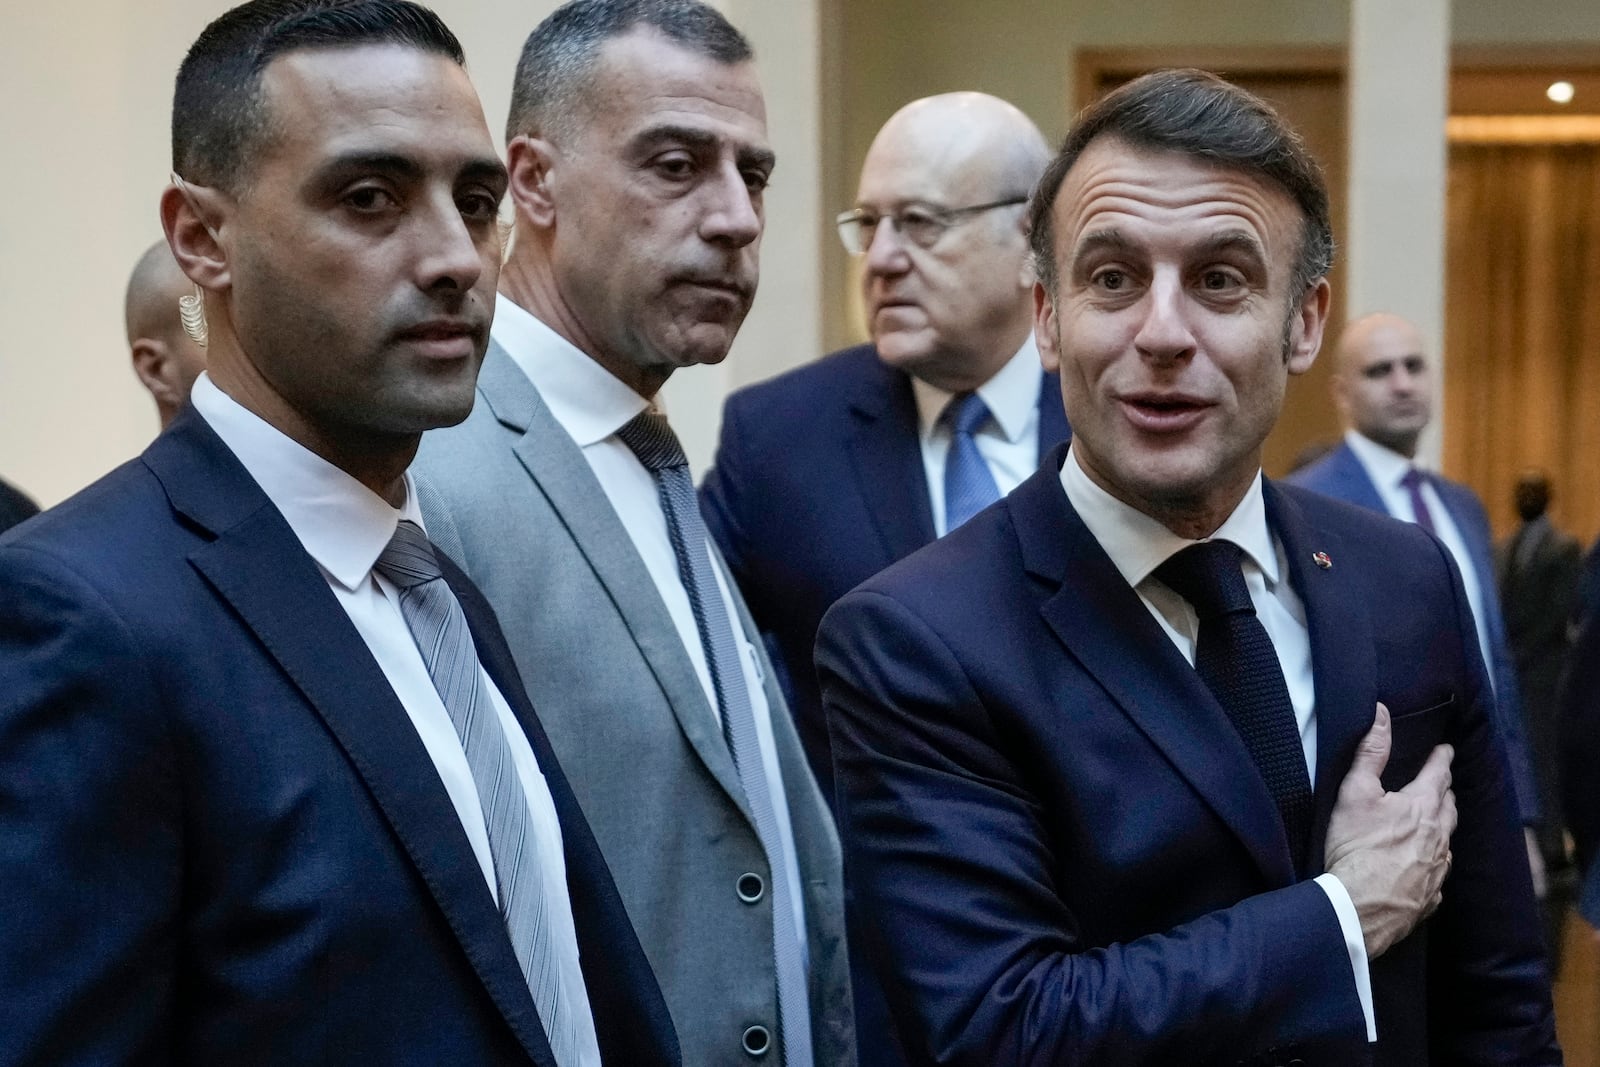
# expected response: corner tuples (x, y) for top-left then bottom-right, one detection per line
(835, 196), (1028, 255)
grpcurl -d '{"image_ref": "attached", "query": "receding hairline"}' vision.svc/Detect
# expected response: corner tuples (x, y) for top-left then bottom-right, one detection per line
(863, 92), (1050, 199)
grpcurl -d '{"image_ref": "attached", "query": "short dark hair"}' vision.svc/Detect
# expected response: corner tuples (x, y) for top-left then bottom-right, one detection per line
(172, 0), (466, 192)
(506, 0), (752, 144)
(1028, 68), (1335, 300)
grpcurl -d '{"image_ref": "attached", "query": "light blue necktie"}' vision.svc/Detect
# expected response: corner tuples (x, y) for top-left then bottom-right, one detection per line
(942, 392), (1002, 532)
(617, 411), (814, 1067)
(375, 521), (584, 1066)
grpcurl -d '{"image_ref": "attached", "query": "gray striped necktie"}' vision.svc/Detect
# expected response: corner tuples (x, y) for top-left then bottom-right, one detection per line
(374, 520), (582, 1065)
(616, 412), (814, 1067)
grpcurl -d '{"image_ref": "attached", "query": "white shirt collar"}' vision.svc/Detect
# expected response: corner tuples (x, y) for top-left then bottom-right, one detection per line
(1059, 442), (1281, 590)
(1344, 428), (1419, 491)
(189, 373), (420, 591)
(491, 295), (651, 446)
(911, 334), (1042, 444)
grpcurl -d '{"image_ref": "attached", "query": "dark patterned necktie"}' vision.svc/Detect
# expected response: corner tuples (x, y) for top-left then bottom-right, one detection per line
(1155, 540), (1314, 871)
(615, 411), (814, 1066)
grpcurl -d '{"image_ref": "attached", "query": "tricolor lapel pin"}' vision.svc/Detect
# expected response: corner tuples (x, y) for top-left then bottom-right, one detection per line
(1312, 551), (1332, 570)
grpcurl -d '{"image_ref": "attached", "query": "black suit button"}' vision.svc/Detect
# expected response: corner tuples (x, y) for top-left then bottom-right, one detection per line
(742, 1024), (771, 1057)
(737, 872), (765, 903)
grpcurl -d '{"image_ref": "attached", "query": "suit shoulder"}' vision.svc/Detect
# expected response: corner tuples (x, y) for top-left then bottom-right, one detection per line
(847, 495), (1022, 609)
(724, 344), (884, 417)
(1281, 448), (1346, 493)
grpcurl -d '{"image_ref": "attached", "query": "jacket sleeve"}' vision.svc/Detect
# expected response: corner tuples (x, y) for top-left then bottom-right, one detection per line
(0, 544), (181, 1065)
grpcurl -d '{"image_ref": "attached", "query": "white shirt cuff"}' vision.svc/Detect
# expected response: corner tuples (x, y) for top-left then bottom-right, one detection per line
(1315, 872), (1376, 1041)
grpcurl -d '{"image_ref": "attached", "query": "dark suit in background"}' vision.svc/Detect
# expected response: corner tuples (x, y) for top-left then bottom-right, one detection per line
(820, 459), (1556, 1064)
(1289, 440), (1541, 826)
(0, 412), (677, 1065)
(0, 476), (39, 535)
(700, 343), (1069, 798)
(1497, 514), (1582, 852)
(1560, 536), (1600, 924)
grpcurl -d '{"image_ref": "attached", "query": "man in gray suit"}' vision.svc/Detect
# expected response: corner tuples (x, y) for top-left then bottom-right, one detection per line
(413, 2), (852, 1065)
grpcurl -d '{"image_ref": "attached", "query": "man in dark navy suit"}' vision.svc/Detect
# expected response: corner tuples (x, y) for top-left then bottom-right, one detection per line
(819, 70), (1557, 1065)
(702, 92), (1066, 801)
(1289, 313), (1544, 876)
(701, 92), (1064, 1067)
(0, 3), (676, 1064)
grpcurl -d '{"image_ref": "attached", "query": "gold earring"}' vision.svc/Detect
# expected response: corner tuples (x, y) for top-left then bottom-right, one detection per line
(178, 283), (209, 348)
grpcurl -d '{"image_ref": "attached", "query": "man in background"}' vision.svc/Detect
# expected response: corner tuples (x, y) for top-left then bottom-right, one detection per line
(1498, 469), (1583, 954)
(0, 2), (677, 1061)
(126, 239), (209, 429)
(701, 96), (1061, 1063)
(820, 69), (1555, 1063)
(1289, 313), (1543, 871)
(414, 2), (851, 1063)
(701, 92), (1066, 802)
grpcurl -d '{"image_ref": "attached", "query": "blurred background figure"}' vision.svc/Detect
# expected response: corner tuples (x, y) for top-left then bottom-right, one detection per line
(126, 239), (208, 429)
(0, 477), (40, 536)
(1289, 312), (1544, 881)
(1499, 468), (1584, 961)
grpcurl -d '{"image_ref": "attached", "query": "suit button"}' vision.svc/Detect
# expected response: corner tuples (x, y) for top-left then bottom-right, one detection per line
(737, 872), (765, 903)
(742, 1024), (771, 1057)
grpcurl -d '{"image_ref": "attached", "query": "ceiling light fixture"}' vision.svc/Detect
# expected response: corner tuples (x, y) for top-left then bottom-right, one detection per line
(1548, 80), (1576, 105)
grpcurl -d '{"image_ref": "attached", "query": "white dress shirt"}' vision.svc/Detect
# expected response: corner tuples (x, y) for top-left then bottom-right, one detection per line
(911, 335), (1043, 537)
(190, 373), (601, 1066)
(1344, 430), (1497, 695)
(491, 298), (811, 973)
(1060, 445), (1376, 1041)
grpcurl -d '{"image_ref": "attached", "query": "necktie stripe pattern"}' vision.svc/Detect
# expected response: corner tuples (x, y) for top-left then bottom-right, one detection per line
(375, 521), (583, 1064)
(616, 411), (814, 1067)
(943, 392), (1001, 532)
(1155, 540), (1314, 872)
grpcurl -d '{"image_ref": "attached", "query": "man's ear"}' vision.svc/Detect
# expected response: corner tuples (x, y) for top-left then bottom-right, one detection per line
(131, 338), (184, 411)
(506, 135), (560, 229)
(1033, 281), (1060, 373)
(1287, 277), (1332, 376)
(160, 181), (229, 291)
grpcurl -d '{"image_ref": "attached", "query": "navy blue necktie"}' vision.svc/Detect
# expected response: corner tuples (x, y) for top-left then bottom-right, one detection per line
(1155, 540), (1314, 872)
(942, 392), (1001, 532)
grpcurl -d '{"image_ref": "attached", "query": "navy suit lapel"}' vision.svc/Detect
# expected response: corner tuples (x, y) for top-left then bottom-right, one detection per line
(145, 411), (557, 1067)
(1010, 453), (1295, 887)
(1265, 482), (1377, 871)
(845, 356), (936, 559)
(1035, 370), (1071, 465)
(1328, 443), (1392, 516)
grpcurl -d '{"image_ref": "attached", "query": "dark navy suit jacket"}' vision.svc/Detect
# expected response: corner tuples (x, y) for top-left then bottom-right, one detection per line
(0, 408), (679, 1066)
(1288, 440), (1540, 825)
(1560, 538), (1600, 921)
(819, 451), (1556, 1066)
(700, 343), (1070, 800)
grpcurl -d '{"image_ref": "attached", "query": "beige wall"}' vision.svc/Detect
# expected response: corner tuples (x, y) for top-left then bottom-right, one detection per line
(0, 0), (818, 503)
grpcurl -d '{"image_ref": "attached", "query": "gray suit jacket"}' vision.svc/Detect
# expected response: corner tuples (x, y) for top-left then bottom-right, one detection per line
(413, 344), (853, 1067)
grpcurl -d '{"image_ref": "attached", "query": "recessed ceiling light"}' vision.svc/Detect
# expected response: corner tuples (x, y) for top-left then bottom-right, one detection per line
(1548, 80), (1576, 105)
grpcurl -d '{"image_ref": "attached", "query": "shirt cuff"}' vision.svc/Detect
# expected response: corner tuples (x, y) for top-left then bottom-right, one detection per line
(1315, 872), (1376, 1042)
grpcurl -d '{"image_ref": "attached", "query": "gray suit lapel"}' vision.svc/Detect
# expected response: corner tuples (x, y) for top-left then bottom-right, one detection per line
(476, 346), (751, 821)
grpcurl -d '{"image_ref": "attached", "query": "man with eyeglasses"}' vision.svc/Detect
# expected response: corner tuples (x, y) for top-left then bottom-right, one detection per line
(699, 91), (1064, 1065)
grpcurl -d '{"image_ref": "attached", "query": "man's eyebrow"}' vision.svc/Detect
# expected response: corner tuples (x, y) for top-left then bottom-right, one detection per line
(1071, 228), (1136, 261)
(632, 123), (776, 172)
(310, 152), (508, 188)
(1193, 230), (1268, 265)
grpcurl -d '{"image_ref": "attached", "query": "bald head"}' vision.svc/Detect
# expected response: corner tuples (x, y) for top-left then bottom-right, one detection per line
(853, 92), (1050, 392)
(1333, 312), (1433, 458)
(126, 240), (207, 430)
(866, 92), (1051, 206)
